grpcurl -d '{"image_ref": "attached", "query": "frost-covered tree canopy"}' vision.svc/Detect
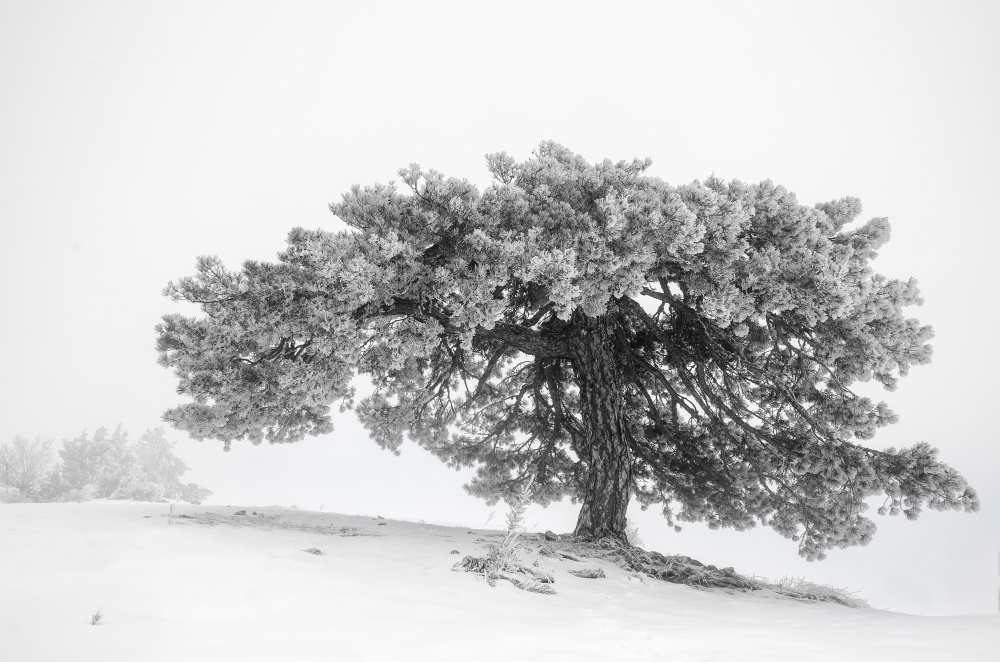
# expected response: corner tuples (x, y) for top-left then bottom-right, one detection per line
(157, 142), (977, 558)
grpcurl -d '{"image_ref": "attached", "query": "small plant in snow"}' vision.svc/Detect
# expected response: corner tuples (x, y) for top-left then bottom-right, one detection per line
(484, 482), (531, 586)
(456, 479), (555, 594)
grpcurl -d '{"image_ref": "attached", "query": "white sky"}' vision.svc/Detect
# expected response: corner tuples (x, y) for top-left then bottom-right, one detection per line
(2, 0), (997, 616)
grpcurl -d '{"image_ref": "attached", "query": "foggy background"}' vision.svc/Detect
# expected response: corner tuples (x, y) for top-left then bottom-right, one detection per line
(2, 0), (996, 616)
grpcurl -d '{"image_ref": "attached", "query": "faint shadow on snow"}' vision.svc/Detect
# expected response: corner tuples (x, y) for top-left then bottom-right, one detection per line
(167, 504), (864, 608)
(166, 507), (382, 537)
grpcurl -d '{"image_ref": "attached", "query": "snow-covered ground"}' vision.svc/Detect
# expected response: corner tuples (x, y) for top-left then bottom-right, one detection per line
(2, 502), (996, 662)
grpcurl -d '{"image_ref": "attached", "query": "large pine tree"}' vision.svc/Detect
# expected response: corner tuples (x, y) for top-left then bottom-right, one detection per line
(157, 142), (977, 558)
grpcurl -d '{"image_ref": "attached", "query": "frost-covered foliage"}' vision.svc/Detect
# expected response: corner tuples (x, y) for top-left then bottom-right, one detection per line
(158, 141), (977, 558)
(487, 480), (532, 584)
(0, 437), (52, 501)
(58, 426), (133, 498)
(114, 428), (212, 503)
(0, 427), (210, 504)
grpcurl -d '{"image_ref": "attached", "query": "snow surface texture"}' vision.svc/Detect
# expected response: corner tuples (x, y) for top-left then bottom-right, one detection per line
(2, 502), (995, 662)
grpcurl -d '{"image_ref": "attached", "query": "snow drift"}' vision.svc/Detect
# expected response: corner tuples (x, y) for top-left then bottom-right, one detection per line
(1, 501), (995, 661)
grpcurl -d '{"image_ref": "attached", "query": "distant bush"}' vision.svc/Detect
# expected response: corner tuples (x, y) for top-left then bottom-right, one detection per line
(0, 485), (25, 503)
(0, 437), (52, 501)
(0, 427), (210, 504)
(58, 427), (133, 498)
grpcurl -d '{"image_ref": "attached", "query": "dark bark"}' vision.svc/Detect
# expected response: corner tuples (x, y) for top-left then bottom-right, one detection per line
(570, 311), (634, 540)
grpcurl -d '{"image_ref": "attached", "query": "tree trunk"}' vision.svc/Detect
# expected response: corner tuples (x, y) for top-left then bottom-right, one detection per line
(570, 312), (634, 541)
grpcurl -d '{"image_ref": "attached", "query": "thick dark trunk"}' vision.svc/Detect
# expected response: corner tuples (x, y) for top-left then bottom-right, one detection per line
(570, 312), (634, 540)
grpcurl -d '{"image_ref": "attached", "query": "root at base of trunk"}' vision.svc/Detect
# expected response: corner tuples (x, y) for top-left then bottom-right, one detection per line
(541, 534), (760, 591)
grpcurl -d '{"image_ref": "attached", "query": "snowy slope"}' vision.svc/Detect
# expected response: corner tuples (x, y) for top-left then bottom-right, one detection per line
(2, 502), (995, 662)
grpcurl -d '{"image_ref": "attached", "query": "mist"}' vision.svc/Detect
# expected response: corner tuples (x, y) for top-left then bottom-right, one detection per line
(2, 0), (997, 617)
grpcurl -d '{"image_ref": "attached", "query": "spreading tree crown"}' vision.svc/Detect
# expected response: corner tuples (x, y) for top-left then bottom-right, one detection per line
(157, 142), (977, 558)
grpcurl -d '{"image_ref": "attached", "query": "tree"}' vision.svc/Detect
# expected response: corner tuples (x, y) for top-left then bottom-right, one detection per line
(0, 436), (52, 500)
(157, 142), (978, 559)
(58, 426), (134, 498)
(118, 428), (210, 503)
(51, 426), (212, 503)
(131, 428), (188, 487)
